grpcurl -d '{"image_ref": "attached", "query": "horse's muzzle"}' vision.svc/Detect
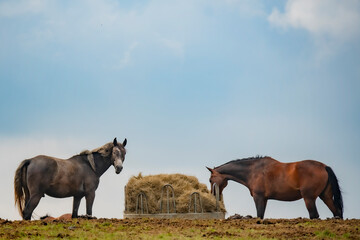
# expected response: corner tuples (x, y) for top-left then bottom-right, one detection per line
(115, 166), (123, 174)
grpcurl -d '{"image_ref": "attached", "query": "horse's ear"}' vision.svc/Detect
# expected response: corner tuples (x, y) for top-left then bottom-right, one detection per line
(113, 138), (118, 146)
(206, 167), (213, 173)
(122, 138), (127, 147)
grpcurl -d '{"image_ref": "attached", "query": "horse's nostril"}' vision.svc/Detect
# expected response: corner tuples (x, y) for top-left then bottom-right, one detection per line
(116, 166), (123, 173)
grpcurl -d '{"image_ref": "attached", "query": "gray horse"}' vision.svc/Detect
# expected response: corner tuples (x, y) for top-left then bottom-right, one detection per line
(14, 138), (127, 220)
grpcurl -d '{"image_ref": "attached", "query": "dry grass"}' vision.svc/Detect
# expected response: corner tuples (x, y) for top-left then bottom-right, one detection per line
(124, 173), (226, 214)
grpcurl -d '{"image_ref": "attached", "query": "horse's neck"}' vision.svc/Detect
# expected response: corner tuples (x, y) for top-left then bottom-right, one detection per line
(93, 153), (112, 177)
(217, 161), (253, 186)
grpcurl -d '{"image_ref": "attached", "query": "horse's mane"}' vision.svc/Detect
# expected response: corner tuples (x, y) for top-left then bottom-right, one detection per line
(215, 155), (270, 169)
(80, 142), (114, 158)
(78, 142), (115, 172)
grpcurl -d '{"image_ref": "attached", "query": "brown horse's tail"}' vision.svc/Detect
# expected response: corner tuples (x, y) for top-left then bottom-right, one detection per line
(325, 166), (343, 218)
(14, 159), (31, 218)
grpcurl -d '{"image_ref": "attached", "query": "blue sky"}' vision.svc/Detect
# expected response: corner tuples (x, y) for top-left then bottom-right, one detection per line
(1, 0), (359, 220)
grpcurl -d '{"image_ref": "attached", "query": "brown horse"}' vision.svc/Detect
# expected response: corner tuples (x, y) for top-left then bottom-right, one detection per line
(14, 138), (127, 220)
(207, 156), (343, 219)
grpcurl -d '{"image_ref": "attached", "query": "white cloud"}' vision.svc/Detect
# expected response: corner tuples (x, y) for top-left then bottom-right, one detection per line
(268, 0), (360, 41)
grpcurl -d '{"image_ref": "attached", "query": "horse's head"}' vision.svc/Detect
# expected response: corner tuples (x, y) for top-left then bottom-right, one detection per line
(206, 167), (228, 198)
(111, 138), (127, 174)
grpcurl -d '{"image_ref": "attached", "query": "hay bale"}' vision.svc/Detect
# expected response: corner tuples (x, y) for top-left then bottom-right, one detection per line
(124, 173), (226, 214)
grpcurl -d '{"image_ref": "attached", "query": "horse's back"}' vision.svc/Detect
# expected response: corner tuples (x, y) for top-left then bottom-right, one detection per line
(25, 155), (85, 197)
(258, 158), (329, 200)
(289, 160), (329, 197)
(27, 155), (59, 174)
(281, 160), (328, 184)
(30, 155), (66, 162)
(25, 156), (60, 190)
(292, 160), (327, 177)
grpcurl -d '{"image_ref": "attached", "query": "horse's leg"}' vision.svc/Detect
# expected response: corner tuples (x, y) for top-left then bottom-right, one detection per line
(303, 197), (319, 219)
(24, 186), (30, 208)
(23, 193), (42, 220)
(319, 184), (339, 217)
(253, 194), (268, 219)
(72, 196), (83, 218)
(85, 191), (95, 217)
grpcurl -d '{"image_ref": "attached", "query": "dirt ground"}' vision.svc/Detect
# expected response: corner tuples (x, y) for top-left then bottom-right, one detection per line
(1, 217), (359, 239)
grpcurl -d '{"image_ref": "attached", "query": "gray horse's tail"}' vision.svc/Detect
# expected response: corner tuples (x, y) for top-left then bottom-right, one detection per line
(14, 159), (31, 218)
(325, 166), (343, 218)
